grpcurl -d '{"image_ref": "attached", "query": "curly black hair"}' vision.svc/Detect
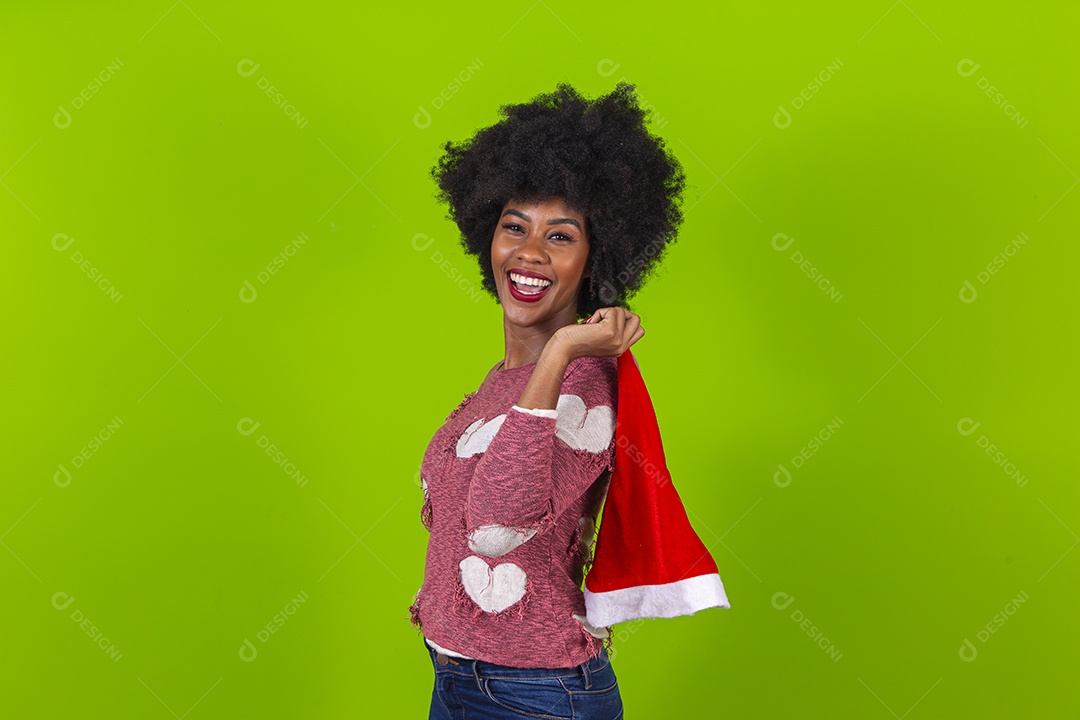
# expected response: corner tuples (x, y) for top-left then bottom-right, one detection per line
(431, 82), (686, 320)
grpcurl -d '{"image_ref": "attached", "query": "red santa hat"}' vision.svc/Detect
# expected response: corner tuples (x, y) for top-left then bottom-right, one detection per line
(583, 348), (731, 628)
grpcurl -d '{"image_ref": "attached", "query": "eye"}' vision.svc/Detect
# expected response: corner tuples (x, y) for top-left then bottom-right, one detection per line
(501, 223), (525, 233)
(549, 232), (574, 242)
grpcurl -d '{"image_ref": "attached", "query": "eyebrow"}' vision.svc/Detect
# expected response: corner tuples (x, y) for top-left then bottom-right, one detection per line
(501, 208), (582, 231)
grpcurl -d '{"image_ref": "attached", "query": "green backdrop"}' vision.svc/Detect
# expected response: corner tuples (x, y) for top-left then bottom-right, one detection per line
(2, 1), (1077, 717)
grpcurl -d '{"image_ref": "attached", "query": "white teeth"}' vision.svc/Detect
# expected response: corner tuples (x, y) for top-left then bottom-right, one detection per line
(509, 272), (552, 288)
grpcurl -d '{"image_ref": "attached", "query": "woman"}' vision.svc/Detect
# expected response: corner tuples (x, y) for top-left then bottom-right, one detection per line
(410, 82), (685, 719)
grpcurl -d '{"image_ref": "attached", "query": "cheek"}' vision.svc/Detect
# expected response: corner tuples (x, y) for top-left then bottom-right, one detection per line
(491, 236), (511, 262)
(561, 251), (590, 282)
(489, 243), (505, 274)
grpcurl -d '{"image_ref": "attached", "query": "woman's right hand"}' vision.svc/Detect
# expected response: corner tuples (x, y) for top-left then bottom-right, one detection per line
(550, 307), (644, 362)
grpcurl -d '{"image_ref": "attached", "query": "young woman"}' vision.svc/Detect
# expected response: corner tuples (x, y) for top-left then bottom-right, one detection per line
(410, 82), (686, 719)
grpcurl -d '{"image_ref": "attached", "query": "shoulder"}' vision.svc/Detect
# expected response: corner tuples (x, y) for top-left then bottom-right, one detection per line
(481, 360), (501, 387)
(564, 354), (618, 379)
(564, 353), (618, 374)
(563, 355), (618, 403)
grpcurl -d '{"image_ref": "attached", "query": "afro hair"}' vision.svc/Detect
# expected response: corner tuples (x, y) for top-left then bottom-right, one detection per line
(431, 81), (686, 320)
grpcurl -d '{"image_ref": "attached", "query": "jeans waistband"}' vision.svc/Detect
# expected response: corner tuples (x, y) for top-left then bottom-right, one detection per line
(423, 635), (609, 686)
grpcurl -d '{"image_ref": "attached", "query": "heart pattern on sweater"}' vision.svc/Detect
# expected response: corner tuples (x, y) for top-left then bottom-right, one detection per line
(554, 394), (615, 453)
(459, 555), (526, 613)
(468, 524), (537, 557)
(453, 394), (613, 458)
(455, 414), (507, 457)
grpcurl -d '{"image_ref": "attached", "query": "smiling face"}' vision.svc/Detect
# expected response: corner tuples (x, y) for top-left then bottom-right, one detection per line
(491, 196), (591, 329)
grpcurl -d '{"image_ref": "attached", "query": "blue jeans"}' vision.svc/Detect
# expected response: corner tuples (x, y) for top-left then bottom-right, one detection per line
(424, 637), (624, 719)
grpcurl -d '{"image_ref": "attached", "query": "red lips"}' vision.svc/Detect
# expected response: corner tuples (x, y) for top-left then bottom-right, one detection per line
(506, 271), (553, 303)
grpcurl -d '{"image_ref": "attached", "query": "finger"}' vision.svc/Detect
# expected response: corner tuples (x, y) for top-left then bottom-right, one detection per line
(624, 315), (642, 349)
(629, 325), (645, 348)
(611, 306), (624, 344)
(621, 311), (641, 347)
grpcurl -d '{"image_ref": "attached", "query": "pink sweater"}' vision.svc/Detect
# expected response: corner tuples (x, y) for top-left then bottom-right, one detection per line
(409, 354), (619, 668)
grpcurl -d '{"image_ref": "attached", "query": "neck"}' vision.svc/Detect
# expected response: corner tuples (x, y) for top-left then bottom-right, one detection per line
(501, 306), (577, 369)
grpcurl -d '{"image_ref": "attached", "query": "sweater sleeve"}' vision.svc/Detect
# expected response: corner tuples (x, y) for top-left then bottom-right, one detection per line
(464, 356), (618, 558)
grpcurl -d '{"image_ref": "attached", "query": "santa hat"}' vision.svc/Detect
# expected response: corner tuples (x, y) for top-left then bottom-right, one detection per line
(583, 348), (731, 628)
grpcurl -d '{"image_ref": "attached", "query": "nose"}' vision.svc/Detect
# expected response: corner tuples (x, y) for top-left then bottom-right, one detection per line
(516, 228), (549, 264)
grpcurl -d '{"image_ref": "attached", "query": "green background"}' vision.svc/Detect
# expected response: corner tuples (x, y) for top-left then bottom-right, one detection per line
(2, 1), (1077, 717)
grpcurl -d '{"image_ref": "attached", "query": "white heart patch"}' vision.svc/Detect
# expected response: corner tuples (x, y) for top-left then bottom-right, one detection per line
(456, 414), (507, 457)
(468, 524), (538, 557)
(555, 394), (615, 453)
(459, 555), (527, 613)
